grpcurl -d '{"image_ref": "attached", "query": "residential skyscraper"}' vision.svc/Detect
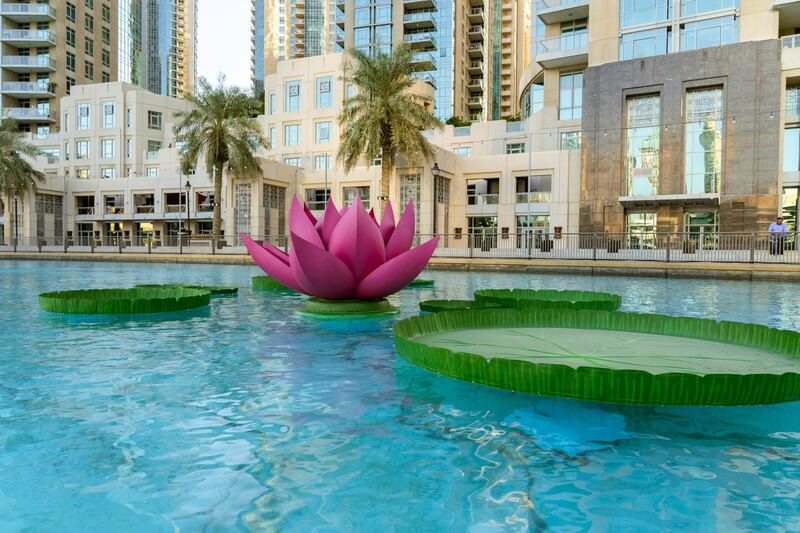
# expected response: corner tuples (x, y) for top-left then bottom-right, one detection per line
(118, 0), (197, 98)
(0, 1), (119, 134)
(251, 0), (341, 95)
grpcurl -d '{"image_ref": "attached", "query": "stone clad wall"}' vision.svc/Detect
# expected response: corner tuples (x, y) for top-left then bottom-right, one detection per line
(580, 40), (782, 234)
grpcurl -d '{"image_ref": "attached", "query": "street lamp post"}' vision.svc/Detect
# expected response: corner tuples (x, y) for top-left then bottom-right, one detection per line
(431, 162), (440, 237)
(185, 179), (192, 242)
(13, 192), (18, 252)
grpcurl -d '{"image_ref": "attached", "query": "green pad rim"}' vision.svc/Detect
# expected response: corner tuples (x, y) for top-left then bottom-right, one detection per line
(475, 288), (622, 311)
(39, 287), (211, 315)
(298, 297), (399, 318)
(251, 275), (295, 292)
(407, 279), (435, 288)
(135, 283), (238, 296)
(392, 308), (800, 406)
(419, 299), (503, 313)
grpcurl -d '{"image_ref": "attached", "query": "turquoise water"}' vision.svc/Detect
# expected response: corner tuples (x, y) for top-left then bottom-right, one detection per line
(2, 260), (800, 532)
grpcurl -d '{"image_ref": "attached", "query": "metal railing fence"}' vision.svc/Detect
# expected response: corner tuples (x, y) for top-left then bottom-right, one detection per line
(1, 232), (798, 264)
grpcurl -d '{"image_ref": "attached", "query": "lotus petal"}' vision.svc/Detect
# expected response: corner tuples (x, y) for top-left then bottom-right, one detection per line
(368, 208), (378, 226)
(319, 198), (341, 248)
(379, 201), (395, 244)
(339, 205), (349, 217)
(303, 202), (318, 225)
(290, 197), (324, 249)
(355, 237), (440, 299)
(290, 232), (356, 299)
(259, 238), (290, 265)
(385, 201), (415, 260)
(242, 234), (305, 293)
(327, 193), (386, 281)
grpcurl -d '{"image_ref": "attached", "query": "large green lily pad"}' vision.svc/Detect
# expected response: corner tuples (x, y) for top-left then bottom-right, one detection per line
(252, 275), (294, 292)
(475, 289), (622, 311)
(419, 299), (503, 313)
(39, 286), (211, 315)
(135, 283), (238, 297)
(393, 309), (800, 406)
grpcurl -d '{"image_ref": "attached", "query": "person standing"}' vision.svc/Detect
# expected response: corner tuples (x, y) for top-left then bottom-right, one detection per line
(769, 215), (789, 255)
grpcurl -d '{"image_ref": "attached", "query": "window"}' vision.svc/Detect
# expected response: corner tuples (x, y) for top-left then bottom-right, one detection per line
(355, 7), (370, 25)
(785, 127), (800, 173)
(85, 37), (94, 57)
(560, 131), (582, 150)
(100, 167), (116, 179)
(76, 168), (90, 179)
(783, 187), (799, 233)
(102, 27), (110, 45)
(684, 211), (719, 240)
(66, 77), (76, 94)
(316, 76), (332, 108)
(559, 71), (583, 120)
(346, 84), (354, 99)
(85, 61), (94, 80)
(521, 81), (544, 120)
(102, 71), (110, 83)
(85, 0), (94, 9)
(680, 0), (738, 17)
(283, 156), (301, 167)
(126, 107), (133, 127)
(100, 139), (115, 158)
(376, 4), (392, 23)
(77, 104), (90, 129)
(102, 49), (110, 68)
(284, 124), (300, 146)
(315, 121), (331, 144)
(626, 212), (657, 248)
(76, 140), (90, 159)
(285, 80), (301, 112)
(314, 154), (332, 169)
(625, 95), (660, 196)
(66, 52), (76, 72)
(64, 141), (70, 161)
(102, 3), (111, 22)
(268, 93), (276, 114)
(558, 19), (588, 51)
(66, 28), (76, 47)
(66, 2), (76, 22)
(305, 188), (330, 210)
(102, 101), (115, 128)
(620, 27), (671, 60)
(64, 112), (70, 132)
(85, 14), (94, 32)
(146, 167), (159, 177)
(619, 0), (670, 28)
(344, 186), (370, 208)
(147, 111), (162, 130)
(126, 138), (133, 158)
(680, 16), (738, 51)
(268, 126), (276, 147)
(684, 87), (724, 194)
(506, 143), (526, 154)
(454, 146), (471, 157)
(147, 140), (162, 153)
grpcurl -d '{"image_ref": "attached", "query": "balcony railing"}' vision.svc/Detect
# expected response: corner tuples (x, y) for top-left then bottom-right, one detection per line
(0, 3), (56, 17)
(165, 204), (187, 213)
(782, 34), (800, 49)
(515, 192), (552, 203)
(105, 206), (124, 215)
(404, 32), (436, 47)
(467, 193), (499, 205)
(536, 32), (588, 55)
(135, 205), (155, 214)
(0, 55), (55, 69)
(506, 121), (524, 132)
(454, 126), (471, 136)
(1, 107), (55, 121)
(1, 29), (55, 44)
(146, 151), (159, 160)
(76, 206), (95, 215)
(1, 81), (55, 94)
(535, 0), (587, 11)
(403, 11), (436, 24)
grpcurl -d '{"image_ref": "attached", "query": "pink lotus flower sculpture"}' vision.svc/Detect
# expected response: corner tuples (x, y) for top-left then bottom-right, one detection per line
(242, 194), (440, 300)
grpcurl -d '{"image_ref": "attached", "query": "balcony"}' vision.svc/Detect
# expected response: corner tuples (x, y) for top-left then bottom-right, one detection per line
(467, 96), (483, 109)
(468, 43), (483, 58)
(404, 31), (436, 49)
(468, 25), (484, 41)
(336, 0), (345, 11)
(468, 7), (483, 23)
(146, 151), (159, 160)
(0, 55), (55, 72)
(403, 0), (436, 9)
(467, 78), (483, 92)
(515, 192), (552, 209)
(105, 206), (125, 215)
(1, 29), (55, 47)
(412, 71), (437, 89)
(410, 51), (436, 71)
(535, 0), (589, 24)
(135, 205), (155, 214)
(0, 3), (56, 22)
(535, 32), (588, 68)
(403, 10), (436, 30)
(468, 60), (483, 74)
(1, 81), (55, 98)
(1, 107), (55, 122)
(467, 193), (499, 215)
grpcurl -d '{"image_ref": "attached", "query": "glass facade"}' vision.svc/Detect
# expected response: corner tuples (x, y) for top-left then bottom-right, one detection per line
(253, 0), (265, 95)
(433, 1), (453, 120)
(559, 71), (583, 120)
(624, 95), (661, 196)
(684, 87), (724, 194)
(620, 27), (671, 60)
(783, 187), (799, 234)
(620, 0), (671, 28)
(784, 127), (800, 172)
(306, 0), (325, 57)
(625, 212), (657, 248)
(520, 80), (543, 120)
(680, 16), (738, 51)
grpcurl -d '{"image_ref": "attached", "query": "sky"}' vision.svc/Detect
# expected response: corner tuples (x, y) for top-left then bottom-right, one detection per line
(196, 0), (253, 91)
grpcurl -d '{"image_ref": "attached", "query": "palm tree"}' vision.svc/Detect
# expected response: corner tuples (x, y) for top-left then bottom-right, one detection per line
(174, 77), (266, 238)
(338, 45), (443, 215)
(0, 119), (43, 243)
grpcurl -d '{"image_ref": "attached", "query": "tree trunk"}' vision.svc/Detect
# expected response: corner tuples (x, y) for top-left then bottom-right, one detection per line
(212, 163), (223, 239)
(380, 143), (392, 217)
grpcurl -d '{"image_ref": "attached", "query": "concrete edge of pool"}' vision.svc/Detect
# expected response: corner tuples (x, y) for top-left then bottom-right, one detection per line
(3, 252), (800, 282)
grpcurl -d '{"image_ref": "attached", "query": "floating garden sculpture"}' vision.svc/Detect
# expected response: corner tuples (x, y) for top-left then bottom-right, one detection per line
(243, 195), (439, 316)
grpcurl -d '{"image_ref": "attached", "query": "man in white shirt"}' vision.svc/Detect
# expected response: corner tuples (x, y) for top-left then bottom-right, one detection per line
(768, 215), (788, 255)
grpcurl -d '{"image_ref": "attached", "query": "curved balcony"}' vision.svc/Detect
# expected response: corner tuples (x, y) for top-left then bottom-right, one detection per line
(404, 32), (436, 50)
(535, 32), (588, 68)
(535, 0), (589, 24)
(410, 51), (436, 71)
(1, 29), (55, 47)
(0, 55), (55, 72)
(1, 81), (55, 98)
(403, 10), (436, 30)
(0, 3), (56, 22)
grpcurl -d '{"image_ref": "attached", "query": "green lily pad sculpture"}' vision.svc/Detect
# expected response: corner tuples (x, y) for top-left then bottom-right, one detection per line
(252, 275), (295, 292)
(135, 284), (238, 297)
(475, 289), (622, 311)
(393, 309), (800, 406)
(407, 279), (435, 288)
(419, 299), (503, 313)
(39, 286), (211, 315)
